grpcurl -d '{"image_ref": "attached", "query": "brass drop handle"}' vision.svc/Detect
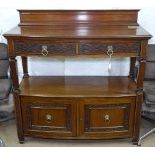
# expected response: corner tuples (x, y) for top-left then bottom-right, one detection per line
(46, 114), (53, 122)
(107, 45), (113, 56)
(41, 45), (48, 56)
(107, 46), (113, 73)
(104, 114), (110, 125)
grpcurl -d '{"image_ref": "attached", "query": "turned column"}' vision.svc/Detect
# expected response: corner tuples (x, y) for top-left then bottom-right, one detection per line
(137, 58), (146, 90)
(9, 56), (25, 143)
(129, 57), (137, 79)
(21, 56), (29, 78)
(132, 40), (148, 145)
(136, 40), (148, 90)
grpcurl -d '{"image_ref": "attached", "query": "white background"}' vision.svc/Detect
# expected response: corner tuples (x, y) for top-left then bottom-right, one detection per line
(0, 0), (155, 78)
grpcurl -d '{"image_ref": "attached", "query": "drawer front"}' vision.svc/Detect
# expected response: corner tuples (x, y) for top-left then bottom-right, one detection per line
(79, 97), (135, 139)
(79, 41), (140, 55)
(21, 97), (76, 138)
(15, 41), (76, 55)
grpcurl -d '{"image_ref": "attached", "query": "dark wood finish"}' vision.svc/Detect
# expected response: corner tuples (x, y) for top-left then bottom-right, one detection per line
(3, 10), (151, 144)
(4, 10), (151, 40)
(9, 57), (19, 91)
(19, 76), (137, 97)
(9, 57), (24, 143)
(18, 10), (139, 26)
(79, 41), (140, 55)
(79, 97), (135, 139)
(15, 41), (76, 55)
(137, 58), (146, 90)
(21, 56), (29, 78)
(14, 40), (141, 57)
(140, 40), (148, 58)
(129, 57), (137, 78)
(14, 92), (24, 143)
(136, 40), (148, 89)
(4, 26), (151, 40)
(132, 91), (143, 144)
(21, 97), (76, 138)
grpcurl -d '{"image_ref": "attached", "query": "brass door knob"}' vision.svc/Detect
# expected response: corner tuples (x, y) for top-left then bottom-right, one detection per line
(46, 114), (53, 122)
(104, 114), (110, 125)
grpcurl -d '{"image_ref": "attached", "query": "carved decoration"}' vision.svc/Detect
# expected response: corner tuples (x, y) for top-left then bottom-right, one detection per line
(15, 41), (76, 55)
(84, 103), (130, 132)
(80, 42), (140, 54)
(9, 57), (20, 91)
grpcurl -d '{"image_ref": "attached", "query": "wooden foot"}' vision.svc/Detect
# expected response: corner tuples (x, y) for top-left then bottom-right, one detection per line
(19, 137), (25, 144)
(132, 139), (139, 146)
(19, 141), (24, 144)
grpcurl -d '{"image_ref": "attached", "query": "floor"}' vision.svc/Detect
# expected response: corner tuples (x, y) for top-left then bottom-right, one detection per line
(0, 118), (155, 147)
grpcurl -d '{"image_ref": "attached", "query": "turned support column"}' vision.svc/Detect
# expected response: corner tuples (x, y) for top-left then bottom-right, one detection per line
(136, 39), (148, 90)
(129, 57), (137, 79)
(132, 90), (143, 145)
(9, 57), (25, 143)
(9, 57), (20, 91)
(132, 58), (146, 145)
(21, 56), (29, 78)
(137, 58), (146, 91)
(132, 40), (148, 145)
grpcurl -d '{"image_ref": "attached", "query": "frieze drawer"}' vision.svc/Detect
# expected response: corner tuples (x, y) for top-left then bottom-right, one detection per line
(79, 41), (140, 55)
(14, 41), (77, 56)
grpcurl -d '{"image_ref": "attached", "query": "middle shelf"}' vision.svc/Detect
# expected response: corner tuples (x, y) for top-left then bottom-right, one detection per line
(19, 76), (137, 97)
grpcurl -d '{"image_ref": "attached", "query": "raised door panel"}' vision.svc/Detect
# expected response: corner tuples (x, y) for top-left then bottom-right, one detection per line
(21, 97), (77, 138)
(79, 97), (136, 139)
(30, 105), (70, 131)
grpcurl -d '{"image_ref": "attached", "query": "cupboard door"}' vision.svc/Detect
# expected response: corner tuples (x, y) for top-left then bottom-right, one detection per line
(21, 97), (77, 138)
(79, 97), (136, 139)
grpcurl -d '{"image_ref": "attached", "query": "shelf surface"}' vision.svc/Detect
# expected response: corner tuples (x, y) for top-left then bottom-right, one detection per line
(19, 76), (137, 97)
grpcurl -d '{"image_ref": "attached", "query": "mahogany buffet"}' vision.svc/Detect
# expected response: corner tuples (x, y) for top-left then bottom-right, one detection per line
(4, 10), (152, 144)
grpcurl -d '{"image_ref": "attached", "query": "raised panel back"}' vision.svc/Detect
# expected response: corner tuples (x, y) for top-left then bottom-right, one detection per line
(18, 10), (139, 26)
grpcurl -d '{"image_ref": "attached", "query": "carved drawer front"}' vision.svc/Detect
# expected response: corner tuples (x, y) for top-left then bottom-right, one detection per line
(79, 41), (140, 55)
(14, 41), (76, 56)
(79, 97), (135, 139)
(21, 97), (76, 138)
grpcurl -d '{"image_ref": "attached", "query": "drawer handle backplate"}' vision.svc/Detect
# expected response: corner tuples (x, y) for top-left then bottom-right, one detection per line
(41, 45), (49, 56)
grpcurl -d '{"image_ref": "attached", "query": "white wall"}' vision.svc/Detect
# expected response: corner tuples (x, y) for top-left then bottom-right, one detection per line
(0, 1), (155, 77)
